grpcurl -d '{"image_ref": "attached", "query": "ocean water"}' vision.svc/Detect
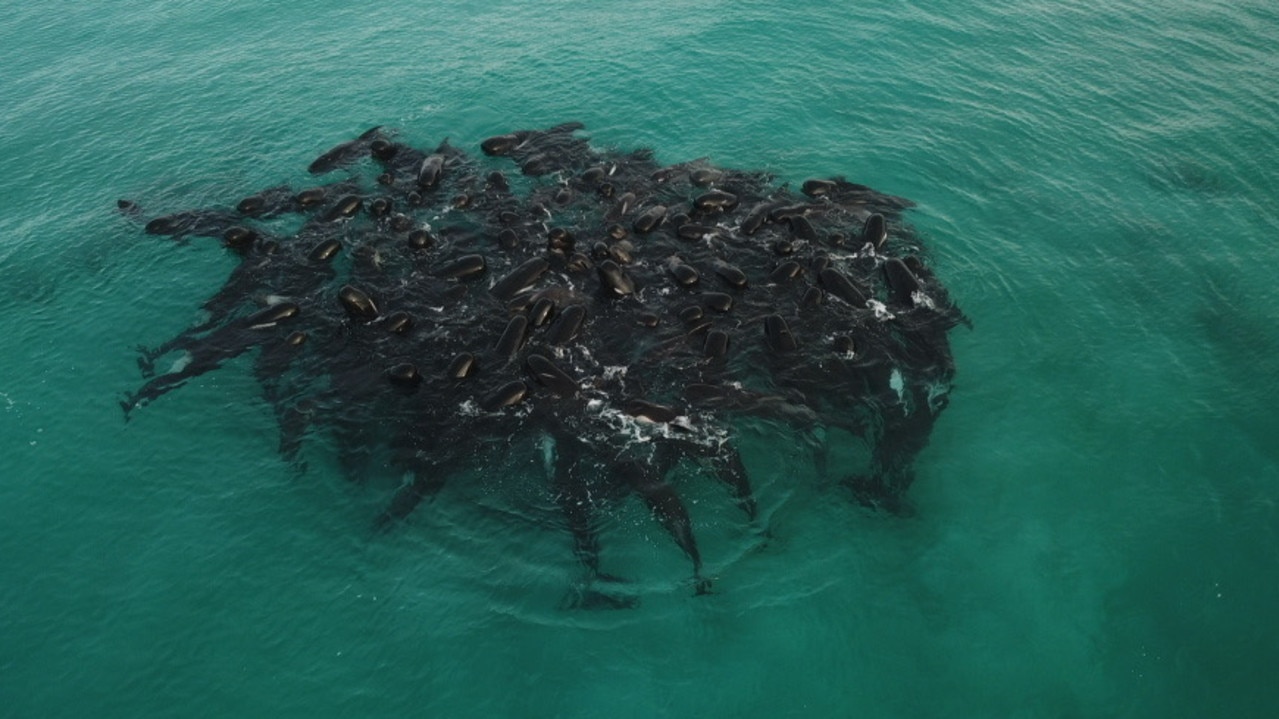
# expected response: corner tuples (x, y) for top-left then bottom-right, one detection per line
(2, 0), (1277, 716)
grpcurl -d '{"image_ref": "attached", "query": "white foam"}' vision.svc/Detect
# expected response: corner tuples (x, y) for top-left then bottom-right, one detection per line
(540, 433), (556, 479)
(869, 300), (895, 321)
(575, 400), (727, 454)
(926, 381), (951, 412)
(911, 290), (936, 309)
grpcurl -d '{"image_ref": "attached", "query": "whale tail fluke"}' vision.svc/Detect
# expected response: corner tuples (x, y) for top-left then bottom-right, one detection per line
(562, 580), (640, 611)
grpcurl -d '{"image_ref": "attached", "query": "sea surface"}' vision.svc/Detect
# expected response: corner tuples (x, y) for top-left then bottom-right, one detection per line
(2, 1), (1277, 717)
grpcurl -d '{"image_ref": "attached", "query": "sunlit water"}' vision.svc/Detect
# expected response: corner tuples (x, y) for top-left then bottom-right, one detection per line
(2, 1), (1277, 717)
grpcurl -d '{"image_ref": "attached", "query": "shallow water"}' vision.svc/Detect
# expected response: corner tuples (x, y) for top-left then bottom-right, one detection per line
(2, 1), (1278, 717)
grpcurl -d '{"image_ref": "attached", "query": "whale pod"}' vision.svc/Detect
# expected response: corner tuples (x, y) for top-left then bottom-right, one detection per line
(124, 121), (964, 594)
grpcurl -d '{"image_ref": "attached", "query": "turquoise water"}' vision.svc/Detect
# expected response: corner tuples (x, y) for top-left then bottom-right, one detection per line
(3, 1), (1278, 716)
